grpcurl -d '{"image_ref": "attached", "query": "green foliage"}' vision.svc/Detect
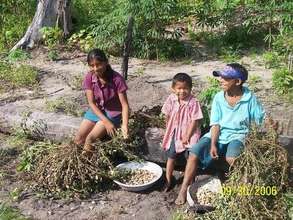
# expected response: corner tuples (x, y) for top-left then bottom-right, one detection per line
(198, 77), (220, 132)
(0, 62), (38, 89)
(272, 32), (293, 56)
(40, 27), (62, 61)
(9, 65), (38, 87)
(172, 210), (190, 220)
(154, 39), (187, 61)
(272, 68), (293, 97)
(127, 0), (184, 59)
(219, 49), (241, 63)
(40, 26), (63, 49)
(242, 1), (293, 49)
(7, 49), (30, 62)
(0, 203), (28, 220)
(47, 50), (58, 61)
(68, 29), (95, 52)
(72, 0), (184, 59)
(9, 187), (23, 201)
(71, 0), (117, 30)
(6, 129), (30, 148)
(262, 51), (281, 69)
(189, 26), (265, 59)
(0, 0), (36, 52)
(198, 77), (220, 105)
(186, 0), (292, 59)
(284, 193), (293, 219)
(17, 141), (57, 172)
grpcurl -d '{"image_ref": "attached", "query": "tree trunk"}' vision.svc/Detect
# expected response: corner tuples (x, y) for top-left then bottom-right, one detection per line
(121, 16), (134, 80)
(11, 0), (71, 51)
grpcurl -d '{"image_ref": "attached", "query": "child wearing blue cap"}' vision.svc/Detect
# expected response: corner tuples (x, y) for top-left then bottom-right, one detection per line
(175, 63), (265, 205)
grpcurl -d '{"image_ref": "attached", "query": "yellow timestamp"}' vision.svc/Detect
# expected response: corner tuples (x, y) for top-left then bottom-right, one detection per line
(221, 185), (278, 196)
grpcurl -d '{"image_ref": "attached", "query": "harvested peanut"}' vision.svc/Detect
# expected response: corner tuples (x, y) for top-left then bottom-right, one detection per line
(119, 169), (155, 185)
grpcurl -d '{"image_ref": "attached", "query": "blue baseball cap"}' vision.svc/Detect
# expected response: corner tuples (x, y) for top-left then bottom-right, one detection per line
(213, 66), (247, 81)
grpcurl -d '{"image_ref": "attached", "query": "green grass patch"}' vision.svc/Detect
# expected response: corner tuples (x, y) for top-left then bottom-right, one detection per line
(0, 62), (38, 91)
(45, 97), (84, 117)
(7, 49), (30, 62)
(0, 203), (28, 220)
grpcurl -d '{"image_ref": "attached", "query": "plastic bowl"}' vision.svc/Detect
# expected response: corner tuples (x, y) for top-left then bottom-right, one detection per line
(113, 161), (163, 192)
(187, 175), (222, 213)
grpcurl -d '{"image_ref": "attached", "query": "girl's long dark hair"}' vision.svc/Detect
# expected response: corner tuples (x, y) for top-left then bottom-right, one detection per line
(87, 48), (114, 82)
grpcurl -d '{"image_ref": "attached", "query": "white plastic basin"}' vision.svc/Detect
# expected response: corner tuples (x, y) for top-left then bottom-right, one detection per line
(113, 161), (163, 192)
(187, 175), (222, 207)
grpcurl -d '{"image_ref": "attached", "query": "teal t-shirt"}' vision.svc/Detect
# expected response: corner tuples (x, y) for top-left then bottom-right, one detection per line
(204, 87), (265, 144)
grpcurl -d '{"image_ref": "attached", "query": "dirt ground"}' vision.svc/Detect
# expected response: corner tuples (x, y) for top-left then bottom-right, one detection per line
(0, 48), (292, 220)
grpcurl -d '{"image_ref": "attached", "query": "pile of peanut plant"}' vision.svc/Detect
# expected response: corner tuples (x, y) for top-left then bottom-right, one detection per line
(187, 127), (290, 220)
(18, 107), (164, 197)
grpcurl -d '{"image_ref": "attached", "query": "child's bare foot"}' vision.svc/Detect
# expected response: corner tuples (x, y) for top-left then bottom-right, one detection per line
(175, 188), (187, 205)
(163, 176), (176, 192)
(163, 181), (172, 193)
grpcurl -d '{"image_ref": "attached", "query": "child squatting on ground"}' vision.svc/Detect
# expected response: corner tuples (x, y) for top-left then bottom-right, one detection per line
(74, 49), (129, 155)
(175, 63), (265, 205)
(161, 73), (203, 192)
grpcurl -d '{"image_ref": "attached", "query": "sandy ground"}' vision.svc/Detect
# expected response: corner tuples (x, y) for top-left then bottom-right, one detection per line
(25, 48), (273, 91)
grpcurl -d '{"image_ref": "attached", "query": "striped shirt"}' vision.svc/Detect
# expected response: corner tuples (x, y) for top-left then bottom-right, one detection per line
(161, 94), (203, 153)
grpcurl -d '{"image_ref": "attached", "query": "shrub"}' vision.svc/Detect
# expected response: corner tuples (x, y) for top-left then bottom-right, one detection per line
(272, 68), (293, 97)
(68, 29), (95, 52)
(262, 51), (282, 69)
(45, 97), (84, 117)
(198, 77), (220, 132)
(7, 49), (30, 62)
(40, 26), (63, 49)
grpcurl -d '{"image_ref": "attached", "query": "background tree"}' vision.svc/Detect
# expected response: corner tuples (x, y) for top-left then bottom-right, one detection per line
(12, 0), (71, 50)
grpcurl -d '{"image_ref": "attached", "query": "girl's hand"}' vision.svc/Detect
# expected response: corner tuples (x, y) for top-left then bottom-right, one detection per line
(104, 120), (116, 137)
(210, 145), (219, 159)
(121, 124), (129, 139)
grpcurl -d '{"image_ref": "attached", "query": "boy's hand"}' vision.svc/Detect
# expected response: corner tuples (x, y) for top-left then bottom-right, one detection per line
(264, 117), (279, 132)
(210, 145), (219, 159)
(121, 124), (129, 139)
(182, 135), (190, 145)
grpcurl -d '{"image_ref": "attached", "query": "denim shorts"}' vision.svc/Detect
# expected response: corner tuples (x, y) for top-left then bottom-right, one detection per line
(84, 109), (121, 126)
(166, 135), (188, 159)
(189, 137), (244, 169)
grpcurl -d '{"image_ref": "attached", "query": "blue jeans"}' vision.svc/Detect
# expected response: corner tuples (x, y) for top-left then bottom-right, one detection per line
(189, 137), (244, 169)
(84, 109), (121, 127)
